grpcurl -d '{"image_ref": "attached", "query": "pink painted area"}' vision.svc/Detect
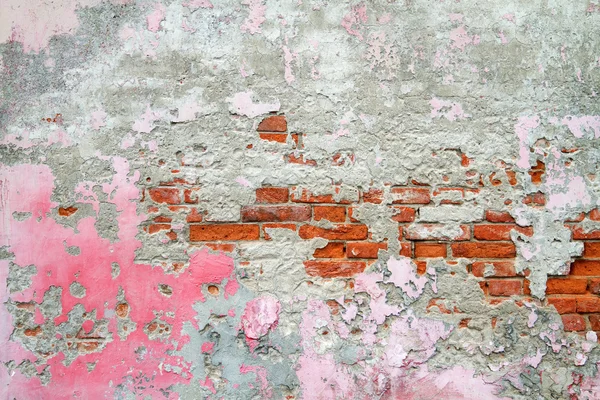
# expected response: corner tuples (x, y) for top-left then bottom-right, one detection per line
(229, 91), (280, 118)
(240, 60), (250, 77)
(498, 31), (508, 44)
(544, 152), (592, 215)
(449, 26), (478, 51)
(502, 13), (516, 23)
(0, 159), (239, 398)
(240, 296), (280, 340)
(560, 115), (600, 138)
(183, 0), (213, 9)
(146, 3), (166, 33)
(430, 97), (468, 121)
(235, 176), (252, 187)
(0, 0), (101, 53)
(240, 364), (273, 398)
(282, 45), (297, 84)
(240, 0), (267, 35)
(201, 341), (215, 353)
(341, 3), (368, 41)
(224, 277), (239, 299)
(172, 102), (202, 123)
(378, 13), (392, 24)
(132, 105), (161, 133)
(386, 257), (428, 299)
(200, 376), (217, 394)
(90, 110), (107, 130)
(449, 13), (463, 22)
(354, 272), (401, 324)
(514, 115), (540, 168)
(182, 18), (196, 33)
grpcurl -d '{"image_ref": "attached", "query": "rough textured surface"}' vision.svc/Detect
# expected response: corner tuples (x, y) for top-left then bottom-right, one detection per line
(1, 0), (600, 398)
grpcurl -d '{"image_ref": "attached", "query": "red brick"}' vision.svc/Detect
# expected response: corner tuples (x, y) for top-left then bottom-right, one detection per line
(145, 224), (171, 234)
(400, 242), (412, 258)
(262, 223), (296, 240)
(570, 260), (600, 275)
(363, 188), (384, 204)
(547, 297), (577, 314)
(485, 210), (515, 223)
(313, 206), (346, 222)
(487, 279), (522, 296)
(257, 115), (287, 132)
(184, 188), (199, 204)
(292, 188), (355, 204)
(286, 153), (317, 166)
(432, 188), (464, 205)
(304, 260), (366, 278)
(204, 243), (236, 253)
(471, 261), (517, 277)
(186, 208), (204, 223)
(577, 297), (600, 313)
(390, 187), (431, 204)
(391, 206), (416, 222)
(590, 279), (600, 294)
(561, 314), (586, 331)
(590, 314), (600, 330)
(58, 206), (78, 217)
(546, 278), (588, 294)
(256, 187), (289, 204)
(241, 205), (311, 222)
(154, 215), (172, 223)
(451, 242), (516, 258)
(414, 243), (447, 258)
(584, 242), (600, 258)
(473, 224), (533, 241)
(590, 209), (600, 221)
(259, 133), (288, 143)
(404, 224), (470, 241)
(149, 188), (180, 204)
(299, 224), (368, 240)
(314, 242), (345, 258)
(346, 242), (387, 258)
(190, 224), (259, 241)
(569, 225), (600, 240)
(565, 213), (585, 222)
(522, 192), (546, 206)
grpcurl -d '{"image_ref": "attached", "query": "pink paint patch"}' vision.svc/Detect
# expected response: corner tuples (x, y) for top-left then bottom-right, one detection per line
(449, 13), (463, 22)
(449, 25), (478, 51)
(146, 3), (166, 33)
(235, 177), (252, 187)
(240, 296), (280, 340)
(132, 105), (161, 133)
(172, 102), (202, 123)
(560, 115), (600, 138)
(341, 3), (368, 41)
(354, 272), (401, 324)
(514, 115), (540, 168)
(282, 45), (297, 84)
(240, 364), (273, 398)
(386, 257), (428, 299)
(90, 110), (107, 130)
(240, 0), (266, 35)
(183, 0), (213, 9)
(201, 341), (215, 353)
(430, 97), (468, 121)
(228, 91), (280, 118)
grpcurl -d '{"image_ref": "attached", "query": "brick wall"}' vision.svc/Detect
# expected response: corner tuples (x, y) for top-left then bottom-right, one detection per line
(142, 115), (600, 334)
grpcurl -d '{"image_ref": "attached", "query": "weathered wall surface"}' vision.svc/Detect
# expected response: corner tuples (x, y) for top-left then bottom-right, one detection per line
(1, 0), (600, 398)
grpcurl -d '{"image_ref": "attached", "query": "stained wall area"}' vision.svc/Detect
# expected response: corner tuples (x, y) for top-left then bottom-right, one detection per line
(1, 0), (600, 398)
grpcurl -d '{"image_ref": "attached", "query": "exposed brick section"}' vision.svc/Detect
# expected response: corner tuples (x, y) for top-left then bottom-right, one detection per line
(576, 297), (600, 313)
(304, 260), (366, 278)
(391, 206), (416, 222)
(486, 280), (522, 296)
(190, 224), (260, 241)
(256, 187), (289, 203)
(257, 115), (287, 132)
(346, 242), (387, 258)
(414, 243), (447, 258)
(58, 206), (78, 217)
(473, 224), (533, 241)
(314, 243), (345, 258)
(584, 242), (600, 258)
(451, 242), (516, 258)
(299, 225), (368, 240)
(390, 187), (431, 204)
(546, 278), (588, 294)
(547, 298), (577, 314)
(471, 261), (517, 277)
(570, 260), (600, 276)
(292, 187), (356, 204)
(485, 210), (515, 223)
(562, 314), (586, 331)
(363, 188), (384, 204)
(149, 187), (180, 204)
(313, 206), (346, 222)
(241, 205), (311, 222)
(259, 133), (288, 143)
